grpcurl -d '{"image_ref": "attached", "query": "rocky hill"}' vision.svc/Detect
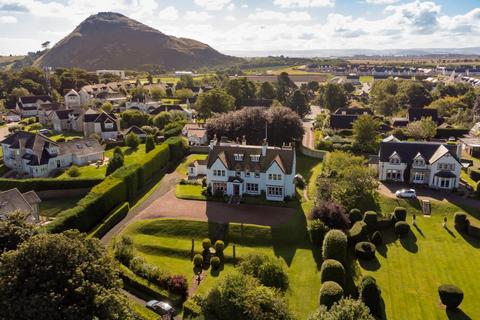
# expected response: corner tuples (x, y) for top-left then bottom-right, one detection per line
(35, 12), (239, 70)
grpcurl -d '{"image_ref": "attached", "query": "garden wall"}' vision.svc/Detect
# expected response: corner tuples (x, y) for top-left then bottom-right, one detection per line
(300, 145), (327, 159)
(189, 145), (210, 154)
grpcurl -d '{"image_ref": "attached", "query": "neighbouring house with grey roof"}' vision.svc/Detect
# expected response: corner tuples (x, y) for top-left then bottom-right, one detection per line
(83, 110), (121, 140)
(124, 126), (147, 139)
(378, 136), (462, 190)
(189, 136), (296, 201)
(182, 123), (208, 146)
(1, 131), (104, 177)
(15, 95), (53, 118)
(0, 188), (41, 223)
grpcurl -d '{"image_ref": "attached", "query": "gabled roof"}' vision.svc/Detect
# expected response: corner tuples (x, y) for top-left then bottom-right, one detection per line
(334, 108), (373, 115)
(0, 188), (39, 222)
(59, 138), (104, 156)
(330, 114), (358, 130)
(379, 140), (459, 165)
(124, 125), (146, 135)
(408, 108), (439, 122)
(19, 95), (51, 104)
(53, 109), (73, 120)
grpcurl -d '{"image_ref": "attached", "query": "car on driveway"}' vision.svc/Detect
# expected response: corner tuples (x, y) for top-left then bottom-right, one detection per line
(395, 189), (417, 198)
(146, 300), (175, 316)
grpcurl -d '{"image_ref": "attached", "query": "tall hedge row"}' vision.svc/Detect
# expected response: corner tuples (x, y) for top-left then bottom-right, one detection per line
(47, 138), (187, 234)
(0, 177), (102, 192)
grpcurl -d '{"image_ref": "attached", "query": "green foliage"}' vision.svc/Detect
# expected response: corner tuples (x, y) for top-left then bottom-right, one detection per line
(129, 256), (171, 288)
(101, 101), (113, 113)
(370, 231), (383, 245)
(0, 211), (36, 253)
(309, 298), (374, 320)
(90, 202), (129, 239)
(348, 221), (368, 245)
(121, 109), (150, 128)
(152, 111), (171, 129)
(318, 83), (347, 112)
(214, 240), (225, 253)
(145, 135), (155, 153)
(322, 230), (348, 266)
(202, 238), (211, 250)
(238, 253), (289, 290)
(183, 298), (202, 319)
(66, 165), (80, 177)
(438, 284), (463, 309)
(113, 235), (134, 265)
(288, 89), (310, 117)
(320, 259), (345, 287)
(354, 242), (376, 260)
(319, 281), (344, 309)
(404, 117), (437, 140)
(193, 254), (204, 267)
(363, 211), (378, 231)
(396, 80), (432, 108)
(29, 123), (43, 131)
(468, 167), (480, 182)
(308, 219), (329, 245)
(352, 115), (379, 153)
(195, 88), (235, 118)
(106, 153), (124, 176)
(348, 208), (363, 224)
(211, 256), (221, 270)
(394, 221), (410, 237)
(125, 132), (140, 149)
(258, 81), (276, 99)
(393, 207), (407, 221)
(359, 276), (381, 315)
(0, 178), (101, 192)
(0, 231), (134, 320)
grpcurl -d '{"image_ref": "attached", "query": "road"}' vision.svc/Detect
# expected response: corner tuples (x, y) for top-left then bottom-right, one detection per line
(302, 104), (322, 149)
(0, 122), (17, 141)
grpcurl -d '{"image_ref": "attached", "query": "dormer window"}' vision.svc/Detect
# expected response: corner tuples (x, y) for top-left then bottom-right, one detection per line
(250, 154), (260, 162)
(234, 153), (244, 161)
(413, 159), (424, 166)
(389, 152), (401, 164)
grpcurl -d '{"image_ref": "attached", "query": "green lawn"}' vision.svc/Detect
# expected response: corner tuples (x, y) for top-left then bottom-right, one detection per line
(359, 75), (374, 83)
(56, 144), (155, 179)
(129, 299), (158, 320)
(47, 131), (83, 142)
(175, 184), (207, 200)
(176, 154), (208, 177)
(39, 196), (83, 217)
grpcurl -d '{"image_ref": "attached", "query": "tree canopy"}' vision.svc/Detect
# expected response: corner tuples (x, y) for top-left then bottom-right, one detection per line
(195, 88), (236, 118)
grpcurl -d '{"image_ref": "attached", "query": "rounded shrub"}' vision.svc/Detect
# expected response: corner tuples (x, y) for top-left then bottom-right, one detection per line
(322, 230), (348, 266)
(454, 212), (467, 231)
(210, 256), (221, 270)
(359, 276), (381, 315)
(393, 207), (407, 221)
(363, 211), (378, 231)
(202, 238), (211, 251)
(348, 209), (363, 224)
(355, 241), (376, 260)
(348, 221), (368, 245)
(214, 240), (225, 253)
(193, 254), (203, 267)
(320, 259), (345, 287)
(319, 281), (344, 309)
(370, 231), (383, 245)
(258, 261), (289, 291)
(394, 221), (410, 238)
(308, 219), (329, 245)
(438, 284), (463, 309)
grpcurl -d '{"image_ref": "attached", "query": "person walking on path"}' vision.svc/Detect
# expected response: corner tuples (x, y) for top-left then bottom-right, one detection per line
(412, 214), (417, 227)
(443, 216), (447, 228)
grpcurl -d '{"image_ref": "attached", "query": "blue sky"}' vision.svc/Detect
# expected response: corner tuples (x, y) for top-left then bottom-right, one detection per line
(0, 0), (479, 55)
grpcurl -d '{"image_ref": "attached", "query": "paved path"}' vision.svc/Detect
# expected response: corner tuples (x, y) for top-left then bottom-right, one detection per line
(137, 189), (296, 226)
(302, 105), (322, 149)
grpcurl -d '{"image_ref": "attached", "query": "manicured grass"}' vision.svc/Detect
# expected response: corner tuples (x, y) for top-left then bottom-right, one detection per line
(357, 195), (480, 320)
(176, 154), (208, 177)
(47, 131), (83, 142)
(359, 75), (374, 83)
(175, 184), (207, 200)
(39, 196), (83, 217)
(129, 299), (158, 320)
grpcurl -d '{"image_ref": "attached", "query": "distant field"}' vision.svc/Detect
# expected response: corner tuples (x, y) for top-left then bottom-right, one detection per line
(0, 55), (24, 64)
(236, 74), (330, 83)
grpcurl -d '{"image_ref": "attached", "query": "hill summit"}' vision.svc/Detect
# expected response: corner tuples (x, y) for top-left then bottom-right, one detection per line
(35, 12), (237, 70)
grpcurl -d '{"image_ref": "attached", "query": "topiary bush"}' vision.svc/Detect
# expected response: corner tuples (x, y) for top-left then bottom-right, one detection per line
(348, 208), (363, 224)
(393, 207), (407, 221)
(258, 261), (289, 291)
(308, 219), (329, 245)
(363, 211), (378, 231)
(193, 254), (203, 268)
(202, 238), (211, 251)
(322, 230), (348, 266)
(319, 281), (344, 309)
(214, 240), (225, 253)
(370, 231), (383, 245)
(394, 221), (410, 238)
(359, 276), (381, 315)
(438, 284), (463, 309)
(310, 201), (350, 230)
(355, 242), (376, 260)
(320, 259), (345, 287)
(348, 221), (368, 245)
(210, 256), (221, 270)
(167, 275), (189, 301)
(454, 212), (468, 231)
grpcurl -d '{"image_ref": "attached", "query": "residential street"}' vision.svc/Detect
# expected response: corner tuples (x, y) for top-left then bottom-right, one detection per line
(302, 104), (321, 149)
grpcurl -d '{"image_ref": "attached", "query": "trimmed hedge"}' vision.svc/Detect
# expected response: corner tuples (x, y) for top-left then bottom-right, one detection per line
(90, 202), (129, 238)
(454, 212), (468, 231)
(193, 254), (203, 267)
(468, 167), (480, 182)
(308, 219), (329, 245)
(394, 221), (410, 237)
(348, 208), (363, 224)
(355, 241), (376, 260)
(46, 138), (187, 233)
(183, 299), (202, 319)
(438, 284), (464, 309)
(348, 221), (368, 245)
(211, 256), (221, 269)
(0, 177), (101, 192)
(435, 128), (469, 139)
(322, 230), (348, 266)
(359, 276), (381, 315)
(467, 220), (480, 238)
(319, 281), (344, 309)
(320, 259), (345, 287)
(371, 231), (383, 245)
(363, 211), (378, 231)
(393, 207), (407, 221)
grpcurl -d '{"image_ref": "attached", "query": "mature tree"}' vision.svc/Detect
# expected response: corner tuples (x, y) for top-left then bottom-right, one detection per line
(152, 111), (171, 129)
(310, 201), (350, 230)
(41, 41), (50, 49)
(10, 87), (30, 101)
(373, 93), (399, 116)
(309, 298), (374, 320)
(145, 135), (155, 153)
(0, 211), (35, 253)
(125, 132), (140, 149)
(225, 78), (256, 107)
(178, 74), (195, 88)
(404, 117), (437, 140)
(101, 102), (113, 113)
(149, 87), (166, 100)
(307, 81), (320, 92)
(0, 231), (134, 320)
(120, 109), (150, 128)
(195, 88), (235, 118)
(20, 79), (44, 95)
(106, 152), (124, 176)
(474, 95), (480, 122)
(343, 82), (355, 95)
(318, 83), (347, 112)
(276, 72), (296, 102)
(370, 78), (398, 99)
(99, 73), (121, 84)
(267, 106), (305, 146)
(352, 114), (380, 153)
(258, 81), (276, 99)
(288, 89), (310, 117)
(175, 88), (194, 99)
(396, 80), (432, 108)
(428, 96), (467, 117)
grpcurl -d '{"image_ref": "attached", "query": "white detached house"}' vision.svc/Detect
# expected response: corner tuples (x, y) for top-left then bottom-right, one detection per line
(190, 137), (296, 201)
(378, 136), (462, 190)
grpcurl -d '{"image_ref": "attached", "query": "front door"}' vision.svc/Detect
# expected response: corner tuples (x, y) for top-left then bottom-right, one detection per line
(233, 184), (240, 195)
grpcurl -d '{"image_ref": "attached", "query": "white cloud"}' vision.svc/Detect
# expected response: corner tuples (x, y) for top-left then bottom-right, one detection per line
(241, 4), (248, 8)
(273, 0), (335, 8)
(365, 0), (398, 4)
(227, 3), (235, 11)
(385, 1), (441, 34)
(248, 9), (311, 21)
(193, 0), (231, 11)
(0, 15), (16, 23)
(225, 15), (236, 21)
(184, 10), (212, 22)
(158, 6), (178, 21)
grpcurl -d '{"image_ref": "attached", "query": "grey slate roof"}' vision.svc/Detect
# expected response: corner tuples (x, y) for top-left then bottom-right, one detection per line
(379, 141), (459, 165)
(408, 108), (439, 122)
(0, 188), (40, 223)
(59, 138), (104, 156)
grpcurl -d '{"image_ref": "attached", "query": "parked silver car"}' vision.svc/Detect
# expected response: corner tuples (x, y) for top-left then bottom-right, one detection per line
(395, 189), (417, 198)
(146, 300), (175, 316)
